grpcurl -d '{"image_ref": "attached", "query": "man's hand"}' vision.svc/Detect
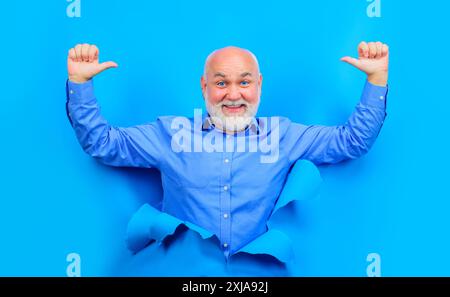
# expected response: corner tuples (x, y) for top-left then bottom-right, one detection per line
(341, 41), (389, 86)
(67, 43), (118, 83)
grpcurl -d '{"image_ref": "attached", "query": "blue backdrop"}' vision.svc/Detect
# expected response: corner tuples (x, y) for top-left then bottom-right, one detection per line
(1, 0), (449, 276)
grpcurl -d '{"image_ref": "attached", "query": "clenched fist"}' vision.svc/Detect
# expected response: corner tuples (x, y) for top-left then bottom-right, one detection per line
(67, 43), (118, 83)
(341, 41), (389, 86)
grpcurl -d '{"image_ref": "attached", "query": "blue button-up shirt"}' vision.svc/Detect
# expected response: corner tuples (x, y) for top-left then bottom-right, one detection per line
(66, 79), (387, 258)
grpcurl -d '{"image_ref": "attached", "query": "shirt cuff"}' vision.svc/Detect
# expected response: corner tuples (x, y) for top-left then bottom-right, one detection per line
(66, 79), (95, 103)
(359, 80), (388, 109)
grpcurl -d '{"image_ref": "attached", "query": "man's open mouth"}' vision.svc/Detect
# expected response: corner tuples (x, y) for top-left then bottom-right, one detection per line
(222, 104), (247, 114)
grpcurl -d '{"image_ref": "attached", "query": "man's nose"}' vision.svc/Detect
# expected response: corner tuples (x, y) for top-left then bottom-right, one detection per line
(227, 85), (241, 100)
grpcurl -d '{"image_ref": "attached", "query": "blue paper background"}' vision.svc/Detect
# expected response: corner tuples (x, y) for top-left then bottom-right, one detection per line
(1, 1), (449, 276)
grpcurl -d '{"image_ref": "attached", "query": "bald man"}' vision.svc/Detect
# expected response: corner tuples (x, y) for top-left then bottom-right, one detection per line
(66, 42), (388, 258)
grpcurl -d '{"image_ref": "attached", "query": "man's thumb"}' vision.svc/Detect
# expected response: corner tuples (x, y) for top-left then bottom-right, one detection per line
(340, 56), (361, 69)
(98, 61), (118, 73)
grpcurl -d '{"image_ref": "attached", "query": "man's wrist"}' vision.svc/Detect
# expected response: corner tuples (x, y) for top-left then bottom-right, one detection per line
(367, 72), (388, 87)
(68, 75), (90, 84)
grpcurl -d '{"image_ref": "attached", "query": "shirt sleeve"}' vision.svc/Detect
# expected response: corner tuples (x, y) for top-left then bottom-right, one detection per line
(287, 80), (388, 165)
(66, 79), (163, 168)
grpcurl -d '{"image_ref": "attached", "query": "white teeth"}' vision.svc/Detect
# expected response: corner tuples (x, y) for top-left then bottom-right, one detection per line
(224, 104), (244, 108)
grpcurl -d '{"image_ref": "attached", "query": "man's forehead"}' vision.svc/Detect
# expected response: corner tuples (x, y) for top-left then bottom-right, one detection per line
(204, 46), (260, 76)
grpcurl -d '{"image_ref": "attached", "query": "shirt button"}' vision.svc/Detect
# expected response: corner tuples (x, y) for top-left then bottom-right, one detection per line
(224, 158), (229, 163)
(70, 90), (75, 94)
(223, 243), (228, 248)
(223, 213), (229, 219)
(379, 96), (384, 100)
(223, 185), (229, 191)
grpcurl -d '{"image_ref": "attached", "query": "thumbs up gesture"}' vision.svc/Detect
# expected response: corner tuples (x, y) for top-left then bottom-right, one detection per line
(67, 43), (118, 83)
(341, 41), (389, 86)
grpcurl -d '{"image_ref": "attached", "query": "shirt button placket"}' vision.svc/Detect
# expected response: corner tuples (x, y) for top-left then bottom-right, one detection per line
(220, 150), (233, 257)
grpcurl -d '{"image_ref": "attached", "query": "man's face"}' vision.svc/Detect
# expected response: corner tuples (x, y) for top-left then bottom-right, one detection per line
(201, 47), (263, 132)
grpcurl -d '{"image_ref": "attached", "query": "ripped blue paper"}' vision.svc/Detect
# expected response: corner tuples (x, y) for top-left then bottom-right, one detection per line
(269, 160), (322, 225)
(235, 229), (294, 263)
(123, 160), (322, 276)
(126, 203), (215, 253)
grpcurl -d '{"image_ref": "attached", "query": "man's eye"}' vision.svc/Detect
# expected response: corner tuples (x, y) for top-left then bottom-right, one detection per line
(216, 81), (225, 87)
(240, 81), (250, 86)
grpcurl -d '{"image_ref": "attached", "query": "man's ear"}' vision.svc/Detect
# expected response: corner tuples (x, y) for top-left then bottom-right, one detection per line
(258, 73), (263, 94)
(200, 75), (207, 99)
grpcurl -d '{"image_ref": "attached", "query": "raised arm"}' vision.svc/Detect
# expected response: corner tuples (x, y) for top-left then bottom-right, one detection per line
(66, 43), (163, 168)
(288, 41), (389, 165)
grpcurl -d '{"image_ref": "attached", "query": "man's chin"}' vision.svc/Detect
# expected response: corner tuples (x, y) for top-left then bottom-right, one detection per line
(222, 111), (247, 118)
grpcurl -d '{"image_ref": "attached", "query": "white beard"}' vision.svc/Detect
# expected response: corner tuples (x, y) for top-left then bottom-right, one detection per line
(206, 99), (259, 132)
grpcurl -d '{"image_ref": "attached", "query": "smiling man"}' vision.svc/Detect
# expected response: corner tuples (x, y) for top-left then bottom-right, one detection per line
(201, 47), (262, 133)
(66, 42), (388, 258)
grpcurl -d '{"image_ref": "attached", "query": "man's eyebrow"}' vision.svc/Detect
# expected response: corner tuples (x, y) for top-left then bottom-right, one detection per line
(213, 72), (226, 78)
(240, 72), (252, 78)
